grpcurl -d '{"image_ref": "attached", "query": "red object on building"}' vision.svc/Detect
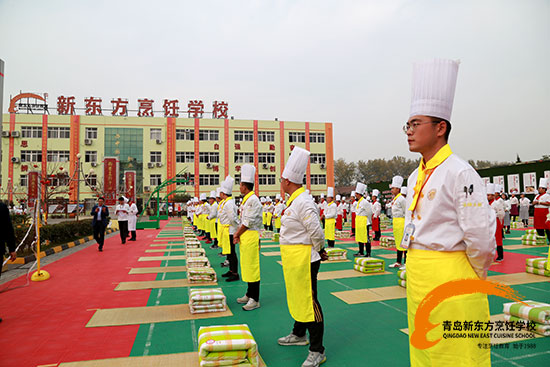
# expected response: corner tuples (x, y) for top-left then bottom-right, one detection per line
(103, 158), (119, 205)
(235, 165), (241, 172)
(125, 171), (136, 203)
(111, 98), (129, 116)
(270, 166), (276, 172)
(212, 101), (228, 119)
(27, 171), (39, 207)
(213, 165), (219, 172)
(21, 165), (28, 172)
(269, 144), (275, 151)
(20, 140), (28, 148)
(138, 98), (154, 117)
(214, 143), (219, 150)
(85, 97), (103, 115)
(163, 99), (179, 117)
(188, 100), (204, 118)
(235, 143), (241, 150)
(290, 144), (295, 150)
(57, 96), (76, 115)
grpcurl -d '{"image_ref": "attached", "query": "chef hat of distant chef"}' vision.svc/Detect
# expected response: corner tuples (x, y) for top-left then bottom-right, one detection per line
(260, 197), (266, 203)
(320, 193), (325, 199)
(209, 190), (216, 198)
(327, 187), (334, 197)
(400, 187), (407, 195)
(372, 189), (380, 197)
(306, 189), (310, 195)
(355, 182), (366, 195)
(336, 194), (341, 201)
(221, 175), (234, 195)
(200, 193), (207, 201)
(351, 191), (355, 197)
(539, 178), (548, 189)
(276, 194), (281, 200)
(216, 188), (222, 197)
(390, 176), (404, 189)
(193, 197), (198, 202)
(266, 197), (272, 202)
(241, 164), (256, 184)
(282, 146), (310, 184)
(486, 183), (495, 195)
(342, 196), (346, 201)
(410, 58), (460, 122)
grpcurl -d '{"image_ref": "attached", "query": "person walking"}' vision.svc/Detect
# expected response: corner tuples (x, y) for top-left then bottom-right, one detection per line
(0, 201), (18, 322)
(115, 197), (130, 244)
(91, 197), (109, 251)
(128, 199), (138, 241)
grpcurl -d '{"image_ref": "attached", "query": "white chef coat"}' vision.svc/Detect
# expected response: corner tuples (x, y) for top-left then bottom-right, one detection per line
(491, 199), (505, 221)
(336, 203), (345, 216)
(274, 202), (285, 217)
(372, 201), (381, 218)
(208, 202), (218, 220)
(391, 194), (407, 218)
(519, 197), (531, 207)
(325, 201), (337, 219)
(356, 197), (373, 224)
(534, 193), (550, 208)
(218, 198), (240, 235)
(404, 153), (496, 279)
(240, 194), (263, 231)
(510, 197), (519, 206)
(116, 203), (130, 221)
(128, 203), (138, 231)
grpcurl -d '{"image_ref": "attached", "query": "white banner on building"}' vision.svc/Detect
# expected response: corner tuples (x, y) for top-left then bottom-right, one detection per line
(523, 172), (537, 194)
(493, 176), (504, 187)
(482, 177), (491, 186)
(545, 171), (550, 190)
(507, 174), (520, 195)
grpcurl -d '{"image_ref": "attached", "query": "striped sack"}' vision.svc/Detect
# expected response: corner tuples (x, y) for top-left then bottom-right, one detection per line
(525, 266), (550, 277)
(525, 258), (548, 269)
(198, 324), (259, 367)
(502, 300), (550, 324)
(503, 314), (550, 337)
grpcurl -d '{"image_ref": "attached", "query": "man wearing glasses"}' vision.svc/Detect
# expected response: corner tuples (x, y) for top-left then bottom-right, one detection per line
(403, 59), (496, 366)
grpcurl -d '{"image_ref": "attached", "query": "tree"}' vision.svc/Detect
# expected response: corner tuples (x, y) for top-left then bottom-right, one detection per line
(334, 158), (356, 186)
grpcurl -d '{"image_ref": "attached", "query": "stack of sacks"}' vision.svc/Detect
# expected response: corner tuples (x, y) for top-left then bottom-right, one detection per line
(187, 256), (211, 268)
(187, 247), (206, 257)
(273, 233), (280, 242)
(325, 248), (347, 261)
(525, 258), (550, 277)
(186, 239), (202, 248)
(198, 324), (259, 367)
(397, 268), (406, 288)
(189, 288), (227, 314)
(260, 230), (274, 239)
(335, 230), (351, 239)
(510, 221), (522, 229)
(502, 300), (550, 336)
(188, 267), (217, 283)
(521, 229), (547, 246)
(379, 237), (395, 248)
(353, 257), (385, 274)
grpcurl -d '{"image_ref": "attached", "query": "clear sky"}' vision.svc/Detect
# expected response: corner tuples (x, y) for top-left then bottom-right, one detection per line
(1, 0), (548, 163)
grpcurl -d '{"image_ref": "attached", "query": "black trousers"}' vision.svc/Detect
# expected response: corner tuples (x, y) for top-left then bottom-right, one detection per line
(119, 220), (128, 244)
(292, 260), (324, 353)
(246, 281), (260, 301)
(228, 235), (239, 274)
(327, 240), (334, 248)
(93, 222), (106, 249)
(397, 250), (407, 264)
(130, 229), (136, 240)
(496, 245), (504, 259)
(358, 242), (371, 256)
(536, 228), (550, 242)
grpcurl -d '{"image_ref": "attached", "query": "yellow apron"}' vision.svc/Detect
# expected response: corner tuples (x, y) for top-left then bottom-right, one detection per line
(275, 216), (282, 229)
(266, 212), (273, 226)
(239, 230), (260, 282)
(200, 214), (208, 231)
(209, 218), (217, 239)
(193, 213), (197, 226)
(407, 249), (490, 367)
(280, 244), (315, 323)
(220, 224), (231, 255)
(324, 218), (335, 241)
(262, 211), (267, 225)
(355, 215), (368, 243)
(393, 217), (405, 251)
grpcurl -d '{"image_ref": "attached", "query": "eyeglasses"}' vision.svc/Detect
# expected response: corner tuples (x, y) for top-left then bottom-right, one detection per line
(402, 120), (442, 134)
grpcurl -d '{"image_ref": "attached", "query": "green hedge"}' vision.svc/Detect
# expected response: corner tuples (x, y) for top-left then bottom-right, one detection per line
(14, 219), (95, 256)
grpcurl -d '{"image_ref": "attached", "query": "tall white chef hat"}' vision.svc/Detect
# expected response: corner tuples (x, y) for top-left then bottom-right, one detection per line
(200, 193), (207, 201)
(260, 197), (266, 203)
(320, 193), (325, 199)
(351, 191), (355, 197)
(336, 194), (341, 201)
(276, 193), (281, 200)
(390, 175), (404, 189)
(400, 187), (408, 195)
(306, 189), (310, 195)
(327, 187), (334, 197)
(282, 146), (310, 184)
(267, 197), (272, 202)
(216, 188), (222, 197)
(538, 178), (548, 189)
(355, 182), (366, 195)
(342, 196), (346, 201)
(372, 189), (380, 197)
(241, 164), (256, 184)
(410, 58), (460, 122)
(221, 175), (234, 195)
(486, 183), (495, 195)
(209, 190), (216, 198)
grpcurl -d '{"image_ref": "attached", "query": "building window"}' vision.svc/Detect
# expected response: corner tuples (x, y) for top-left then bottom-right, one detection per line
(311, 174), (327, 185)
(199, 152), (220, 164)
(21, 126), (42, 138)
(176, 129), (195, 140)
(289, 132), (306, 143)
(49, 174), (70, 187)
(310, 153), (326, 164)
(234, 152), (254, 163)
(199, 174), (220, 185)
(47, 127), (71, 139)
(175, 174), (194, 186)
(150, 174), (162, 186)
(235, 174), (241, 185)
(199, 129), (219, 141)
(47, 150), (70, 162)
(258, 152), (275, 164)
(21, 150), (42, 162)
(150, 151), (162, 163)
(20, 175), (28, 187)
(85, 127), (98, 140)
(259, 174), (276, 185)
(85, 151), (97, 163)
(150, 128), (162, 140)
(85, 173), (97, 187)
(176, 151), (194, 163)
(234, 130), (254, 141)
(258, 131), (275, 142)
(309, 132), (325, 143)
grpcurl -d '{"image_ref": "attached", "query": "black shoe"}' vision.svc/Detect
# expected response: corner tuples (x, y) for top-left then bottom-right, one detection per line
(129, 238), (136, 241)
(354, 252), (365, 257)
(222, 271), (233, 278)
(221, 262), (229, 267)
(225, 274), (240, 282)
(122, 242), (126, 244)
(98, 248), (103, 252)
(495, 258), (503, 262)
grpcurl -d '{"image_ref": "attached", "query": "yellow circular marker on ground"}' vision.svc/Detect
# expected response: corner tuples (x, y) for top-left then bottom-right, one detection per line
(31, 270), (50, 282)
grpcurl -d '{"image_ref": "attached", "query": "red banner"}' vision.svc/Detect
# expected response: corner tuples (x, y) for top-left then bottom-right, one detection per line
(125, 171), (136, 203)
(103, 157), (119, 205)
(27, 171), (39, 207)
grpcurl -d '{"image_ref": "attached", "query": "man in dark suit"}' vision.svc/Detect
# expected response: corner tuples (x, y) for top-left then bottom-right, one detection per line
(1, 202), (17, 322)
(91, 197), (109, 252)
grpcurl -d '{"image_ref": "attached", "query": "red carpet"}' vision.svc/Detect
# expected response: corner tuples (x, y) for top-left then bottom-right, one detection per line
(489, 251), (537, 274)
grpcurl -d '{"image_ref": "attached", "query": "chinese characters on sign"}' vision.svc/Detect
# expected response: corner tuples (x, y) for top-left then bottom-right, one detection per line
(49, 94), (229, 118)
(103, 157), (119, 205)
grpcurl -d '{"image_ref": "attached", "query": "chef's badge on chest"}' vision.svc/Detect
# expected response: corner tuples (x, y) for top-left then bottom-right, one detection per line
(427, 189), (437, 201)
(401, 223), (415, 249)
